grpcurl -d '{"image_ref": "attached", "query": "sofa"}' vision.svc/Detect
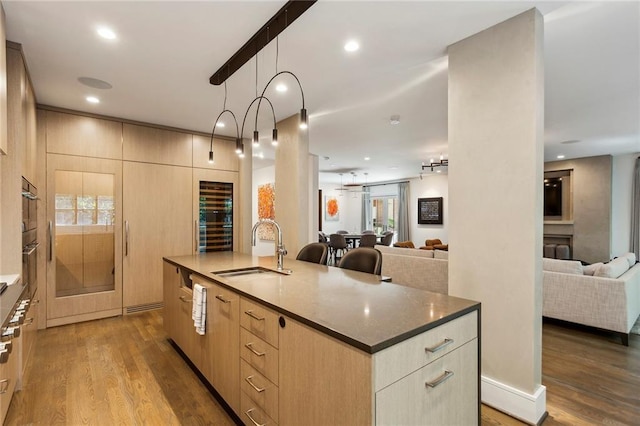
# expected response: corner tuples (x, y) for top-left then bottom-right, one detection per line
(375, 245), (448, 294)
(543, 253), (640, 345)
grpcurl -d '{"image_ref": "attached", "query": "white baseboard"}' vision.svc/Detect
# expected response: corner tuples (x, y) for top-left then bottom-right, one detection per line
(481, 375), (547, 425)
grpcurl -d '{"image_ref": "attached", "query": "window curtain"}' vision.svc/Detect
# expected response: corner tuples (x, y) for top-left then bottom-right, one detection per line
(361, 186), (371, 231)
(632, 157), (640, 259)
(397, 182), (410, 242)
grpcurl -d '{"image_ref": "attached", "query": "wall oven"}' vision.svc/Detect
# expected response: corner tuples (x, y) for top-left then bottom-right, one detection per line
(22, 177), (38, 298)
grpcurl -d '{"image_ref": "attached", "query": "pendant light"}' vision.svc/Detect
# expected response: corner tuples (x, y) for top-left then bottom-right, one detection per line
(209, 81), (240, 164)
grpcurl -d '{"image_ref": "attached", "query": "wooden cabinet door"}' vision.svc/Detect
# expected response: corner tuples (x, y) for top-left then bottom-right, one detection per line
(375, 340), (478, 426)
(279, 316), (373, 426)
(46, 154), (123, 326)
(24, 78), (37, 183)
(123, 162), (192, 309)
(162, 261), (180, 341)
(203, 279), (239, 414)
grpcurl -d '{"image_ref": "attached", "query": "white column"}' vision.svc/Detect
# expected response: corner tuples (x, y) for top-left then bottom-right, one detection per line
(448, 9), (545, 424)
(275, 114), (310, 257)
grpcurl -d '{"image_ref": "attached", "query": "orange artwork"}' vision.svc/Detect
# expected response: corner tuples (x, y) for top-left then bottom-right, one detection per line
(257, 183), (275, 240)
(325, 196), (339, 221)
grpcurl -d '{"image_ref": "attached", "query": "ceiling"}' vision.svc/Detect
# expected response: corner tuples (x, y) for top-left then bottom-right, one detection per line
(3, 1), (639, 185)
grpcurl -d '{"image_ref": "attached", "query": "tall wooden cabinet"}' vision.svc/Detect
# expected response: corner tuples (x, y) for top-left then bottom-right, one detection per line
(123, 161), (192, 309)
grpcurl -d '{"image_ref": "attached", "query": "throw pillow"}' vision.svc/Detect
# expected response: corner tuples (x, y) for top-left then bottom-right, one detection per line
(583, 262), (603, 276)
(622, 252), (637, 268)
(594, 257), (630, 279)
(394, 241), (415, 249)
(542, 258), (583, 275)
(434, 249), (448, 260)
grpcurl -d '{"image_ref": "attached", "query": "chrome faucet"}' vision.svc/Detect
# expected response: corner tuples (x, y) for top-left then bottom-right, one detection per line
(251, 219), (287, 271)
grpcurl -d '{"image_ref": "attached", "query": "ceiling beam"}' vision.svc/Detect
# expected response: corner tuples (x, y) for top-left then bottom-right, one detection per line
(209, 0), (317, 86)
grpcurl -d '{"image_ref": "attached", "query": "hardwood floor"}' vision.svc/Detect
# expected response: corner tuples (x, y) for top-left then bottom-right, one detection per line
(5, 310), (234, 425)
(6, 310), (639, 425)
(482, 320), (640, 425)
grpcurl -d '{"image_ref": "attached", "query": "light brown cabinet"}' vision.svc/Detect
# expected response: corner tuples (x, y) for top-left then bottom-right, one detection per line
(45, 111), (123, 160)
(123, 162), (192, 309)
(202, 278), (239, 413)
(123, 124), (192, 167)
(18, 294), (39, 386)
(0, 7), (7, 155)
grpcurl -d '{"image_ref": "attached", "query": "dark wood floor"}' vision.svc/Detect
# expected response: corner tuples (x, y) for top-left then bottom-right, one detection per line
(5, 310), (639, 425)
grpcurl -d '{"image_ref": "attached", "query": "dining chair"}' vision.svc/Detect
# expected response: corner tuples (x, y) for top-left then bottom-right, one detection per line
(336, 230), (349, 234)
(338, 247), (382, 275)
(328, 233), (349, 265)
(361, 230), (375, 234)
(381, 232), (394, 246)
(296, 243), (328, 265)
(359, 233), (377, 248)
(318, 231), (328, 243)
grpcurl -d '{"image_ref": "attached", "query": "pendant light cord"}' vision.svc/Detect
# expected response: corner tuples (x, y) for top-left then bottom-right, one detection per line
(223, 81), (227, 110)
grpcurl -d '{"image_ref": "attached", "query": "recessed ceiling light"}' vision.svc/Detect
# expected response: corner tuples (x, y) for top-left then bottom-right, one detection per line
(216, 122), (225, 128)
(364, 157), (370, 161)
(344, 40), (359, 52)
(389, 166), (398, 170)
(97, 27), (117, 40)
(390, 115), (400, 125)
(276, 83), (287, 92)
(330, 164), (337, 167)
(557, 154), (565, 159)
(86, 96), (100, 104)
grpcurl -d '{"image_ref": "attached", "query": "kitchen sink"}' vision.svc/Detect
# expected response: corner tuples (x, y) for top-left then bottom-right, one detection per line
(212, 266), (289, 280)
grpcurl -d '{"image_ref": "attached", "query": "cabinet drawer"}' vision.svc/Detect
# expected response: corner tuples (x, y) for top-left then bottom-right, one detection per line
(241, 391), (278, 426)
(376, 339), (478, 425)
(240, 297), (279, 348)
(241, 359), (279, 422)
(374, 310), (477, 391)
(240, 328), (279, 385)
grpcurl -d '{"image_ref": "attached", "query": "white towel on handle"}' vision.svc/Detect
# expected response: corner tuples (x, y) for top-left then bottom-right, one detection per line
(192, 283), (207, 335)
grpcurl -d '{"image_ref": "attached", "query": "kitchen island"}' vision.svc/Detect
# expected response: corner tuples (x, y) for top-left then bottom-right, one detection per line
(164, 252), (480, 426)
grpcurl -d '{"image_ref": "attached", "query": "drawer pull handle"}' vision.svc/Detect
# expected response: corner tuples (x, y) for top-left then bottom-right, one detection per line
(244, 310), (265, 321)
(179, 296), (192, 303)
(245, 375), (266, 393)
(425, 338), (453, 353)
(245, 343), (266, 357)
(215, 295), (231, 304)
(0, 378), (9, 394)
(425, 370), (454, 388)
(245, 408), (266, 426)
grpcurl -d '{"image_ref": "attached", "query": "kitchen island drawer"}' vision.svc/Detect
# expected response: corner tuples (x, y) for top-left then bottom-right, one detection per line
(240, 297), (279, 348)
(241, 391), (278, 426)
(373, 310), (477, 391)
(240, 328), (279, 385)
(376, 339), (478, 425)
(240, 359), (278, 422)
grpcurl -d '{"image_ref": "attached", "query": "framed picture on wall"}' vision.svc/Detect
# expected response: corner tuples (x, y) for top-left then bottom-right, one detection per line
(418, 197), (443, 225)
(325, 196), (340, 221)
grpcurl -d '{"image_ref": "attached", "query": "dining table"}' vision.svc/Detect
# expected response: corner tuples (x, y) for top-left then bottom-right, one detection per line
(342, 233), (384, 248)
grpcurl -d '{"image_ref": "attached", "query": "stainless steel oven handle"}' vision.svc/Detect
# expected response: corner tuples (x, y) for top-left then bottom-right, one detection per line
(48, 221), (53, 262)
(22, 243), (40, 256)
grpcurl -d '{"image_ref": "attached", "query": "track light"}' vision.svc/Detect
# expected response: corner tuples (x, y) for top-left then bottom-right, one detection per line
(253, 130), (260, 147)
(421, 153), (449, 172)
(208, 151), (214, 164)
(272, 128), (278, 146)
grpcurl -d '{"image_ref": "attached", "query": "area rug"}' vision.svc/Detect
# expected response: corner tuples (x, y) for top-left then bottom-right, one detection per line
(632, 316), (640, 335)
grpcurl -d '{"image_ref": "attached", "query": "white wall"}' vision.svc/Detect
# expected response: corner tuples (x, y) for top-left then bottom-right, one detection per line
(252, 165), (275, 256)
(612, 152), (639, 257)
(410, 174), (449, 246)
